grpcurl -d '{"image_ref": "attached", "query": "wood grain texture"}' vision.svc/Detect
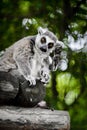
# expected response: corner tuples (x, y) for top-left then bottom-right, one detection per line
(0, 106), (70, 130)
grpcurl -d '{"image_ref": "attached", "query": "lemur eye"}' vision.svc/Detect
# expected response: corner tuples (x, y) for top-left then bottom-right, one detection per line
(48, 42), (54, 49)
(41, 37), (46, 44)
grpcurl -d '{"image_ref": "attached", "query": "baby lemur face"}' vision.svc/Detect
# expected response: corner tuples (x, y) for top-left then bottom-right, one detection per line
(35, 27), (59, 55)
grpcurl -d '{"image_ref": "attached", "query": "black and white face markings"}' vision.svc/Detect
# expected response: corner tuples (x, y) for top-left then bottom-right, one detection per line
(35, 27), (58, 54)
(40, 36), (55, 53)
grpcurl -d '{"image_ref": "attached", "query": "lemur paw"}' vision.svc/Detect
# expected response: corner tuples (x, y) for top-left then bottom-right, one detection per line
(27, 76), (36, 86)
(40, 70), (50, 84)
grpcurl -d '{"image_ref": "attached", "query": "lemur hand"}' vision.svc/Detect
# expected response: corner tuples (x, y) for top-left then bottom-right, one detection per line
(26, 75), (36, 86)
(40, 70), (50, 84)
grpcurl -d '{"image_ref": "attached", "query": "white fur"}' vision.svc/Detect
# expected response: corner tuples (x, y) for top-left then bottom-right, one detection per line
(13, 27), (62, 85)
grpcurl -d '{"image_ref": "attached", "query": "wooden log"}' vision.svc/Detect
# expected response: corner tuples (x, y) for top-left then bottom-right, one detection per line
(0, 71), (19, 104)
(14, 77), (46, 107)
(0, 106), (70, 130)
(0, 69), (46, 106)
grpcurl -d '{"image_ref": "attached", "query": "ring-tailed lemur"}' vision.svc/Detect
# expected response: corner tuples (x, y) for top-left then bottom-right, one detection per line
(0, 27), (63, 86)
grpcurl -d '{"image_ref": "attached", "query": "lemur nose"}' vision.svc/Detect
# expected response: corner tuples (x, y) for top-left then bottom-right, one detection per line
(40, 47), (47, 52)
(40, 46), (47, 52)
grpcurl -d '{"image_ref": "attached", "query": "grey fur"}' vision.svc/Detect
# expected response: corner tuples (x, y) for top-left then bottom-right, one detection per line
(0, 27), (63, 86)
(43, 31), (57, 43)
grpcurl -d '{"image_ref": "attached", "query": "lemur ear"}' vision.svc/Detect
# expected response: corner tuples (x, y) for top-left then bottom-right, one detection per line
(38, 27), (48, 35)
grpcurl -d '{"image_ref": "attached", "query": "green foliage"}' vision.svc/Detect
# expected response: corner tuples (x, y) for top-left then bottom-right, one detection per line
(56, 72), (80, 105)
(0, 0), (87, 129)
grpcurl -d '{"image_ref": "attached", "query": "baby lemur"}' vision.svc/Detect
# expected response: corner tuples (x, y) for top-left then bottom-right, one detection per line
(0, 27), (63, 86)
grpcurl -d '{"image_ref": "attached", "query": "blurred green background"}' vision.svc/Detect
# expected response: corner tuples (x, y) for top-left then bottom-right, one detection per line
(0, 0), (87, 129)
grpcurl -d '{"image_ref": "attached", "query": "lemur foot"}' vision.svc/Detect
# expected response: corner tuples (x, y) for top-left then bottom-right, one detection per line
(34, 101), (54, 111)
(34, 101), (47, 109)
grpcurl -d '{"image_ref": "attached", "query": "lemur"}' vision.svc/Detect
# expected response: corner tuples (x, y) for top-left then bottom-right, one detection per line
(0, 27), (63, 86)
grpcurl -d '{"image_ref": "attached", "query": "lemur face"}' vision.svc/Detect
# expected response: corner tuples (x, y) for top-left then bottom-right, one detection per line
(38, 35), (55, 53)
(35, 27), (56, 55)
(35, 27), (63, 56)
